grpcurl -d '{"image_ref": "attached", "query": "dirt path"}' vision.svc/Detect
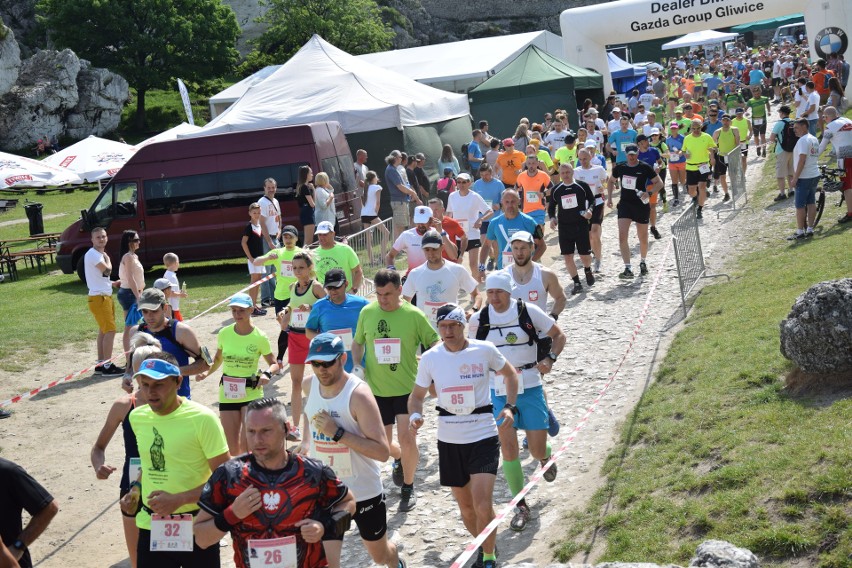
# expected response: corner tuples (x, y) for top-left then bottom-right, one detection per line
(0, 114), (793, 568)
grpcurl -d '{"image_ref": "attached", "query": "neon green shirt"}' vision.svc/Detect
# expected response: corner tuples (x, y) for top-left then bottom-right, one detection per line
(262, 245), (301, 300)
(354, 301), (438, 397)
(536, 149), (554, 171)
(731, 117), (750, 140)
(554, 145), (577, 167)
(216, 324), (272, 403)
(682, 132), (717, 170)
(313, 244), (360, 288)
(715, 128), (739, 155)
(129, 399), (228, 530)
(746, 96), (770, 118)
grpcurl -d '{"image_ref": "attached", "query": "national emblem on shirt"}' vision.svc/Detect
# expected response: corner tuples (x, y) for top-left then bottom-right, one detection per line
(528, 290), (539, 302)
(262, 491), (282, 513)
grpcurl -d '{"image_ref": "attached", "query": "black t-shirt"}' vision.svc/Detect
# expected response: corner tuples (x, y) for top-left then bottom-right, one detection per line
(613, 161), (657, 208)
(414, 166), (430, 195)
(296, 183), (314, 208)
(244, 222), (264, 258)
(0, 458), (54, 568)
(548, 181), (595, 225)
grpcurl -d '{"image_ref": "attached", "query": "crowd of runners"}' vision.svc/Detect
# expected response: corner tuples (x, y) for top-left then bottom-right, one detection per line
(2, 36), (851, 568)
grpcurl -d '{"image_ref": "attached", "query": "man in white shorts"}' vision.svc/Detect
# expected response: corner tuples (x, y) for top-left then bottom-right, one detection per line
(402, 230), (480, 327)
(468, 272), (566, 534)
(409, 304), (518, 568)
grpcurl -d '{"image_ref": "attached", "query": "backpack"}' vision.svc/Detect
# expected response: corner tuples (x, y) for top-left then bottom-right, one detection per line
(460, 143), (470, 170)
(779, 118), (799, 152)
(474, 299), (552, 361)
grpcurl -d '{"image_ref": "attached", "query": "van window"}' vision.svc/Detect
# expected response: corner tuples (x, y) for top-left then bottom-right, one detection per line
(321, 155), (356, 194)
(144, 173), (219, 216)
(90, 181), (138, 225)
(220, 164), (303, 208)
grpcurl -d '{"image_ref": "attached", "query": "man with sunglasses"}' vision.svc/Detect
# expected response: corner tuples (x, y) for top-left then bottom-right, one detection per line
(301, 334), (407, 568)
(681, 118), (717, 219)
(305, 269), (369, 373)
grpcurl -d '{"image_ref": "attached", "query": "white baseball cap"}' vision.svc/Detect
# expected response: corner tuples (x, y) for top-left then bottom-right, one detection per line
(413, 206), (432, 224)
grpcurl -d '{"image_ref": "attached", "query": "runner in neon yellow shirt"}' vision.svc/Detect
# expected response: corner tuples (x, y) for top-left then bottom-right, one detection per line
(196, 293), (280, 455)
(681, 118), (718, 219)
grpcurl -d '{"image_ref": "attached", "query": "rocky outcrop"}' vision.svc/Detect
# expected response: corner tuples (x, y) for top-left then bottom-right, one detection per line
(0, 44), (128, 152)
(0, 21), (20, 94)
(500, 540), (759, 568)
(780, 279), (852, 374)
(0, 0), (37, 57)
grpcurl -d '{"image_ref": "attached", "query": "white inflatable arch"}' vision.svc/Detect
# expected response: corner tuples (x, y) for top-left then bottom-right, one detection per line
(560, 0), (851, 93)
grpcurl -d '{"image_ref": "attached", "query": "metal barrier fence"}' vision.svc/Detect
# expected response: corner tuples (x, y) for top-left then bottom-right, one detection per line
(340, 217), (393, 297)
(670, 204), (728, 319)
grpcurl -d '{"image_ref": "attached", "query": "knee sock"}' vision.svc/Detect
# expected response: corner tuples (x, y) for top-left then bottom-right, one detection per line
(671, 183), (680, 201)
(545, 441), (552, 461)
(277, 330), (289, 362)
(502, 458), (525, 497)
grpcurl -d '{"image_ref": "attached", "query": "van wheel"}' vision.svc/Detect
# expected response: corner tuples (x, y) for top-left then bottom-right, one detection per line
(76, 254), (87, 283)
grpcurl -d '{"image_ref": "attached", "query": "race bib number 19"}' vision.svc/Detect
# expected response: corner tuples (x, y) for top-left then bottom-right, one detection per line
(248, 536), (298, 568)
(150, 514), (194, 552)
(374, 338), (401, 364)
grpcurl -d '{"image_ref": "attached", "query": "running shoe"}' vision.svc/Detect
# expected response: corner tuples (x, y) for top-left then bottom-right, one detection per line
(473, 545), (499, 568)
(584, 268), (595, 286)
(286, 427), (301, 442)
(0, 408), (10, 419)
(839, 214), (852, 224)
(712, 185), (719, 194)
(650, 226), (661, 240)
(486, 258), (495, 271)
(251, 308), (268, 317)
(541, 459), (558, 482)
(398, 486), (417, 512)
(639, 261), (648, 276)
(398, 559), (407, 568)
(618, 267), (634, 280)
(571, 281), (583, 295)
(804, 229), (814, 238)
(510, 504), (532, 532)
(773, 193), (787, 202)
(696, 208), (703, 220)
(786, 232), (806, 241)
(548, 408), (560, 436)
(672, 199), (680, 207)
(723, 193), (731, 202)
(99, 362), (125, 377)
(593, 259), (601, 274)
(483, 560), (498, 568)
(391, 459), (404, 487)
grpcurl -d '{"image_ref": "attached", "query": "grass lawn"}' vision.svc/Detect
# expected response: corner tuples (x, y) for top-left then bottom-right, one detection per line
(554, 163), (851, 566)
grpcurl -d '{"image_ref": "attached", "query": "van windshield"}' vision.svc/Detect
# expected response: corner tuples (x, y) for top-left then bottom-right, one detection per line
(90, 181), (138, 226)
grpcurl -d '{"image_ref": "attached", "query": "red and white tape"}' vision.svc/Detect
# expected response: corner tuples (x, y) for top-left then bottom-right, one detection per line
(0, 273), (275, 408)
(449, 239), (673, 568)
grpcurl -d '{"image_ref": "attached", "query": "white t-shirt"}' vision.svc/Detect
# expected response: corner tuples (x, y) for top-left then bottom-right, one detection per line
(793, 133), (820, 179)
(415, 340), (508, 444)
(573, 165), (608, 195)
(819, 117), (852, 158)
(643, 123), (662, 137)
(361, 184), (381, 217)
(544, 129), (568, 151)
(639, 93), (655, 109)
(164, 269), (180, 310)
(447, 191), (491, 239)
(258, 195), (281, 238)
(85, 247), (112, 295)
(634, 111), (648, 126)
(607, 119), (620, 135)
(588, 131), (605, 152)
(468, 299), (554, 390)
(401, 262), (478, 326)
(392, 228), (427, 271)
(354, 162), (368, 188)
(794, 89), (808, 118)
(805, 91), (820, 120)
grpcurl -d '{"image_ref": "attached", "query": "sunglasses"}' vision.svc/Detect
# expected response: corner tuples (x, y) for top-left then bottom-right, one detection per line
(131, 238), (141, 242)
(310, 356), (340, 368)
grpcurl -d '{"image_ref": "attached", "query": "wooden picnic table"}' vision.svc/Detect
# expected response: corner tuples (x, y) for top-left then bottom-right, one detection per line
(0, 233), (61, 278)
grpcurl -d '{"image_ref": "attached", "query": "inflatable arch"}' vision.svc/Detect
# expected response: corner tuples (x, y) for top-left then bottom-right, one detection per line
(560, 0), (851, 94)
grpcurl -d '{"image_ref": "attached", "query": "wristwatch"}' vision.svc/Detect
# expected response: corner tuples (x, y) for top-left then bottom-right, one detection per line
(441, 231), (448, 237)
(547, 352), (559, 362)
(332, 427), (346, 442)
(12, 539), (26, 553)
(503, 403), (518, 415)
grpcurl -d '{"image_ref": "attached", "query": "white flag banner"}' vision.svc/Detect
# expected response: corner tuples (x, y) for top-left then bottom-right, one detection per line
(177, 78), (195, 125)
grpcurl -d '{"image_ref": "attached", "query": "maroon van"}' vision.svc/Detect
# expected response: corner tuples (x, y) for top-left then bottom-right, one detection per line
(57, 122), (360, 279)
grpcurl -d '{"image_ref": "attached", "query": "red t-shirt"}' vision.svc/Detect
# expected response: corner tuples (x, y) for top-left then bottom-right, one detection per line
(441, 216), (465, 262)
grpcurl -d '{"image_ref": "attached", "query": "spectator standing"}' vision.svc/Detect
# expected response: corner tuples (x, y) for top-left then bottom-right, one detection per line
(259, 178), (282, 307)
(313, 172), (337, 228)
(161, 253), (185, 321)
(818, 106), (852, 224)
(385, 152), (421, 241)
(296, 166), (317, 246)
(118, 230), (145, 353)
(240, 203), (267, 316)
(788, 119), (821, 239)
(0, 458), (59, 568)
(85, 227), (124, 376)
(437, 144), (460, 176)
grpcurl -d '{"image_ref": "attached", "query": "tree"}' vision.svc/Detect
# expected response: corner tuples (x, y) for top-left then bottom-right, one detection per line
(244, 0), (394, 73)
(37, 0), (240, 129)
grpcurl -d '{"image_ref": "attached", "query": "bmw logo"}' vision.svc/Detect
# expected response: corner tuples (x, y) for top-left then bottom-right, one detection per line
(814, 27), (848, 58)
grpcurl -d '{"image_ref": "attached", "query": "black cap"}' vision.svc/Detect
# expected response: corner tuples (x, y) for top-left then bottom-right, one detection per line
(282, 225), (298, 237)
(635, 134), (648, 143)
(323, 268), (346, 288)
(421, 230), (443, 249)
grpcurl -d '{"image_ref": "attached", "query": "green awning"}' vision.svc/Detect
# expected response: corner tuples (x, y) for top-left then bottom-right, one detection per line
(729, 13), (803, 33)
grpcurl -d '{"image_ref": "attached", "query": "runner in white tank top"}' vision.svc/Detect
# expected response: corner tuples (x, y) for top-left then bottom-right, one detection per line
(302, 333), (405, 568)
(502, 231), (566, 320)
(507, 262), (547, 311)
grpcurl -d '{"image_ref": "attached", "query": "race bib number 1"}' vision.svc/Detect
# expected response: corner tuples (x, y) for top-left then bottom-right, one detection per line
(150, 514), (194, 552)
(248, 536), (298, 568)
(374, 338), (401, 364)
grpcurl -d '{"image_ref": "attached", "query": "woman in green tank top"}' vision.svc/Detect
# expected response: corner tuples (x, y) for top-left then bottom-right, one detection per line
(278, 252), (325, 441)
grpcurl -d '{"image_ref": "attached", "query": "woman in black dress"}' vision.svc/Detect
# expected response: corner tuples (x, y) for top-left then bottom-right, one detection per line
(296, 165), (316, 246)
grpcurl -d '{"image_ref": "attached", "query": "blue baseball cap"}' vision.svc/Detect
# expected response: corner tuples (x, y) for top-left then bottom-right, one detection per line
(134, 358), (181, 380)
(305, 333), (345, 362)
(228, 293), (253, 308)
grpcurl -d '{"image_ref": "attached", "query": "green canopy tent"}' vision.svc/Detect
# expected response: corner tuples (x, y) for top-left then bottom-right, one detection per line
(468, 45), (604, 136)
(729, 13), (803, 33)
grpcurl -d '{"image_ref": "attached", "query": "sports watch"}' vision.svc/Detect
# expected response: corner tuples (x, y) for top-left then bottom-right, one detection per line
(547, 352), (558, 362)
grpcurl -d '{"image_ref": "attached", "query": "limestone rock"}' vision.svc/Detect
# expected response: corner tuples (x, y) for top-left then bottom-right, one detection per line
(66, 61), (130, 140)
(689, 540), (759, 568)
(779, 279), (852, 374)
(220, 0), (268, 56)
(0, 22), (20, 95)
(0, 0), (37, 56)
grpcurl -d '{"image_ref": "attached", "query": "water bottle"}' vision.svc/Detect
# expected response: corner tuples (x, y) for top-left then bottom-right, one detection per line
(181, 281), (187, 294)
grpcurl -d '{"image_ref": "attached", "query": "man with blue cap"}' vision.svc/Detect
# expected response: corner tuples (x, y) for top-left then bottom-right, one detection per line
(120, 353), (229, 566)
(301, 333), (407, 568)
(305, 269), (369, 372)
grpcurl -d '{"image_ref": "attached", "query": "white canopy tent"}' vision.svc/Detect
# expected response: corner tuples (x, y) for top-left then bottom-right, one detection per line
(208, 65), (282, 119)
(0, 151), (82, 189)
(136, 122), (203, 149)
(42, 136), (136, 183)
(357, 30), (564, 93)
(661, 30), (739, 50)
(188, 35), (470, 138)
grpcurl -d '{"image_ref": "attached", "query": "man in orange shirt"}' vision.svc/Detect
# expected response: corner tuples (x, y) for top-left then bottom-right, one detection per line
(681, 103), (703, 124)
(515, 153), (552, 227)
(495, 138), (526, 189)
(812, 59), (835, 105)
